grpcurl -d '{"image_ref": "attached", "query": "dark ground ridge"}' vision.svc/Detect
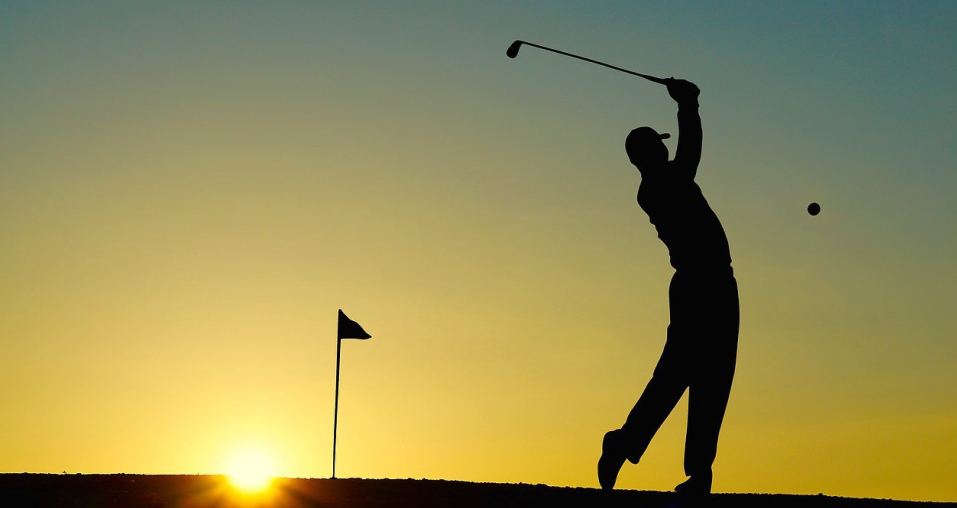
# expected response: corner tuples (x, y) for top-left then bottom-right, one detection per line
(1, 474), (954, 508)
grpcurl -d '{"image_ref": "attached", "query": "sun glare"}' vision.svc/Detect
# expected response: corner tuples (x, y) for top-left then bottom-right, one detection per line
(225, 448), (276, 494)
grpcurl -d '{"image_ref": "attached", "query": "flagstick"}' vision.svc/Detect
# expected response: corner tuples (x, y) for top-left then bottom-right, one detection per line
(332, 337), (341, 479)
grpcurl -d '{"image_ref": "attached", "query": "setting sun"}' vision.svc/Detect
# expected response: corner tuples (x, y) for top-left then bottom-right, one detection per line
(225, 448), (277, 494)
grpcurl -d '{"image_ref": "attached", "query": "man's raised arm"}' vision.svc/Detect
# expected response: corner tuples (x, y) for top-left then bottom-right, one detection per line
(667, 78), (702, 178)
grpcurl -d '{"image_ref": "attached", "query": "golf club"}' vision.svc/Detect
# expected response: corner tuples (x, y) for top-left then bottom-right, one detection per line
(506, 40), (667, 85)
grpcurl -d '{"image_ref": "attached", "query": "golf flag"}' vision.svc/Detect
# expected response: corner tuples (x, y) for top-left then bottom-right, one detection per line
(332, 309), (371, 479)
(337, 309), (371, 340)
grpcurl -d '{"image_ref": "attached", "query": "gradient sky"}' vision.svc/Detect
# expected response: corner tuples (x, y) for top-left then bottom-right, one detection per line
(1, 0), (955, 502)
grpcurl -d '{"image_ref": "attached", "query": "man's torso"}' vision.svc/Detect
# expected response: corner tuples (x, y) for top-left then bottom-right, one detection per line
(637, 165), (732, 272)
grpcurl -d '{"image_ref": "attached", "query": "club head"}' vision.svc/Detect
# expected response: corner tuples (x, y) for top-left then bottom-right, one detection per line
(506, 40), (523, 58)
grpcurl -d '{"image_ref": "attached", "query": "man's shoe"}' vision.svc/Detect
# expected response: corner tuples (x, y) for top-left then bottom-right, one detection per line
(674, 472), (712, 495)
(597, 429), (627, 490)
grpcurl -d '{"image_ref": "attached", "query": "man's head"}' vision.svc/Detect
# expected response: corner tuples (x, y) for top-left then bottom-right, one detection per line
(626, 127), (670, 173)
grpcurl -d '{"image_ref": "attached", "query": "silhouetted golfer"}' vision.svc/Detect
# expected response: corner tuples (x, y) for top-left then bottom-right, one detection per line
(598, 78), (739, 495)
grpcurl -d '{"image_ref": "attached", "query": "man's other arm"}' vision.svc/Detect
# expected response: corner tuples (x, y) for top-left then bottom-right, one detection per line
(667, 79), (702, 179)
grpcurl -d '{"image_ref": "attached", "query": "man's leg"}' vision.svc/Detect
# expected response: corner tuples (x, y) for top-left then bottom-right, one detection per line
(678, 350), (735, 493)
(622, 331), (689, 462)
(598, 327), (688, 489)
(680, 277), (739, 494)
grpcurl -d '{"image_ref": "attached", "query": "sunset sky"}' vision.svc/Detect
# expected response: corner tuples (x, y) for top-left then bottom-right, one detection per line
(1, 1), (955, 502)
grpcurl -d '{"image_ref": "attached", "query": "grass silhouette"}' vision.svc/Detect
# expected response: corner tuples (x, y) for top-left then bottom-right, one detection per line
(2, 474), (953, 508)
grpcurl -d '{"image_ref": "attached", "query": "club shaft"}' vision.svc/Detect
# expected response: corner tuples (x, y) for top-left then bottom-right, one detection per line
(520, 41), (666, 85)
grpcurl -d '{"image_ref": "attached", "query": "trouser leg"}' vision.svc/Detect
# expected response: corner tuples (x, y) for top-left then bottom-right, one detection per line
(621, 326), (689, 464)
(684, 348), (736, 477)
(682, 276), (739, 477)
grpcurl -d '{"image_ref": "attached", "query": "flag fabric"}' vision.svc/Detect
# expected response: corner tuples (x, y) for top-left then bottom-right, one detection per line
(337, 309), (371, 340)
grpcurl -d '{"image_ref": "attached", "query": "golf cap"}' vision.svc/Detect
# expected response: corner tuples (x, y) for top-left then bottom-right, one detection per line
(626, 127), (672, 163)
(626, 127), (670, 152)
